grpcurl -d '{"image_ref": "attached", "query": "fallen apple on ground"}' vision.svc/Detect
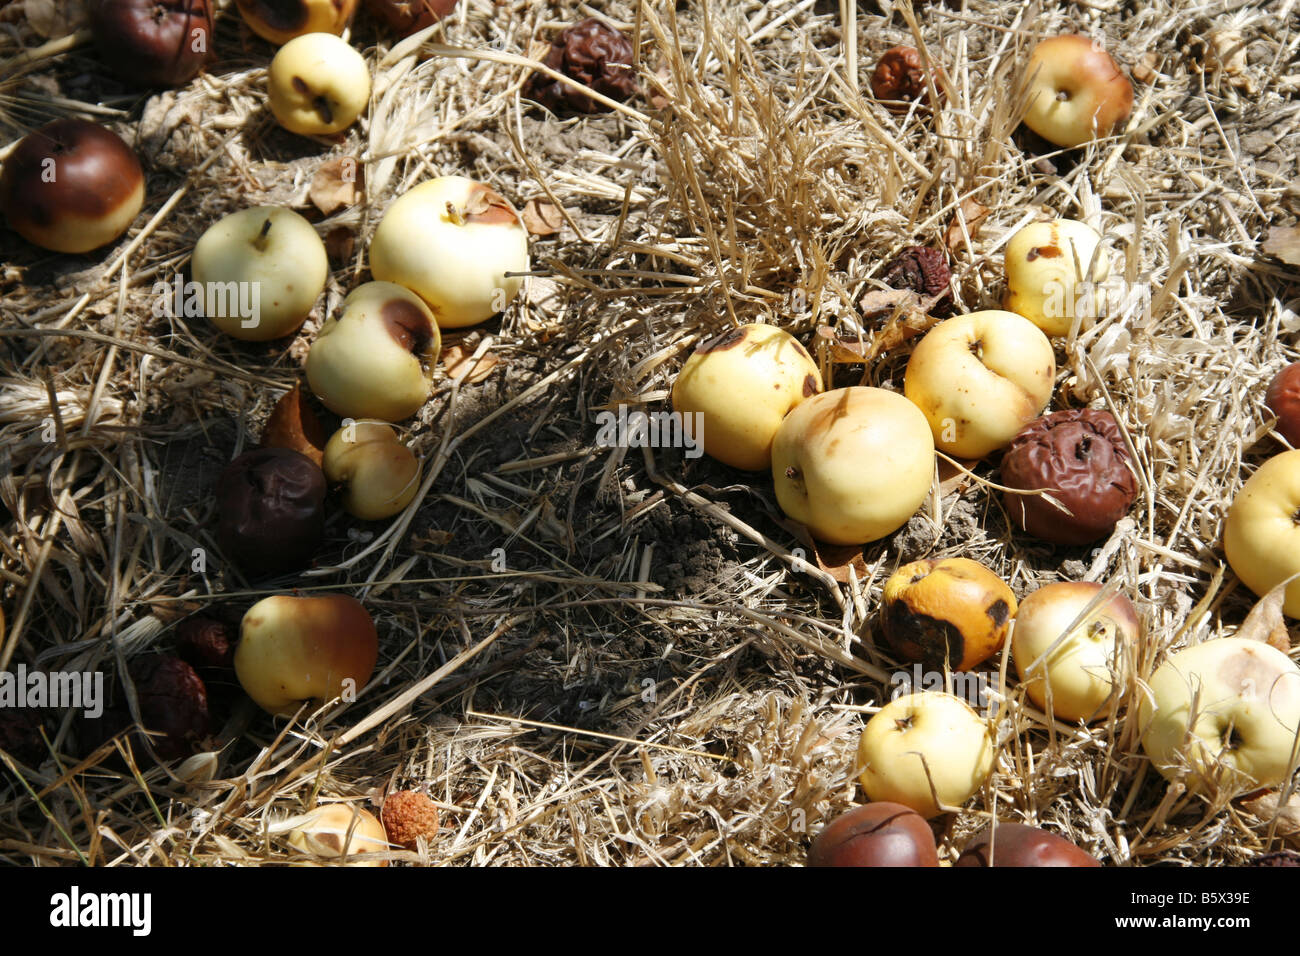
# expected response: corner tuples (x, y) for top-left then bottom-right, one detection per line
(670, 323), (821, 471)
(322, 422), (421, 519)
(1224, 449), (1300, 618)
(858, 691), (994, 818)
(771, 386), (934, 545)
(1021, 35), (1133, 148)
(881, 557), (1016, 672)
(267, 32), (371, 136)
(1003, 218), (1110, 337)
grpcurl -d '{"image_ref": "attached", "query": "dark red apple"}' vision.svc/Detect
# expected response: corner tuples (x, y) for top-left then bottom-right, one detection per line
(90, 0), (215, 87)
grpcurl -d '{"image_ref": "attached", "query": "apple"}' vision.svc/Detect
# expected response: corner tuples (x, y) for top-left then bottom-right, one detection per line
(0, 119), (145, 254)
(267, 32), (371, 136)
(807, 803), (939, 867)
(1137, 637), (1300, 791)
(369, 175), (530, 328)
(771, 386), (935, 545)
(322, 422), (421, 519)
(858, 691), (995, 818)
(306, 281), (440, 422)
(881, 557), (1016, 672)
(670, 323), (822, 471)
(281, 804), (389, 866)
(903, 310), (1056, 459)
(1022, 35), (1133, 148)
(90, 0), (214, 87)
(1265, 362), (1300, 448)
(1003, 218), (1110, 337)
(234, 594), (379, 715)
(1011, 582), (1139, 722)
(236, 0), (358, 45)
(191, 206), (328, 341)
(955, 822), (1101, 867)
(1223, 449), (1300, 618)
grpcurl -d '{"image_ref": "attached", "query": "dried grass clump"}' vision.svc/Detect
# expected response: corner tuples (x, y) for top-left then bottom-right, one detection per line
(1, 0), (1299, 866)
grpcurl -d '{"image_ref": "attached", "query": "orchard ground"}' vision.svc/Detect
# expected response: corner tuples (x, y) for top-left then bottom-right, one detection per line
(0, 0), (1298, 865)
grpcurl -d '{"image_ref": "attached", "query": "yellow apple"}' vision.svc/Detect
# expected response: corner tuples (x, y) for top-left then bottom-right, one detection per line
(1003, 218), (1110, 337)
(1137, 637), (1300, 791)
(904, 310), (1055, 459)
(236, 0), (358, 46)
(858, 691), (995, 818)
(280, 804), (389, 866)
(322, 422), (421, 520)
(1011, 581), (1139, 722)
(369, 175), (530, 328)
(1022, 35), (1133, 148)
(670, 323), (822, 471)
(1224, 450), (1300, 618)
(235, 594), (378, 715)
(306, 281), (440, 422)
(771, 386), (934, 545)
(267, 32), (370, 136)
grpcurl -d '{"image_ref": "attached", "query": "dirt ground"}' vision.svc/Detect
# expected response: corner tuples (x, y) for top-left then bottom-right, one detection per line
(1, 0), (1299, 866)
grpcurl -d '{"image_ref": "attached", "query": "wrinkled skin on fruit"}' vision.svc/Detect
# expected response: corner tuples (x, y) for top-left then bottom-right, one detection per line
(363, 0), (457, 37)
(1001, 409), (1137, 546)
(216, 447), (326, 577)
(524, 18), (637, 114)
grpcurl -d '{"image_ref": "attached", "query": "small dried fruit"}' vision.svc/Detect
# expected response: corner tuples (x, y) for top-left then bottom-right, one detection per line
(1001, 409), (1137, 546)
(524, 18), (637, 115)
(382, 789), (440, 849)
(871, 46), (942, 113)
(175, 615), (236, 670)
(129, 654), (211, 760)
(881, 245), (952, 315)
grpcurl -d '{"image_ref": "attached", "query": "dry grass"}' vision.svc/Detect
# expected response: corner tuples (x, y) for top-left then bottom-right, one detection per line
(1, 0), (1299, 866)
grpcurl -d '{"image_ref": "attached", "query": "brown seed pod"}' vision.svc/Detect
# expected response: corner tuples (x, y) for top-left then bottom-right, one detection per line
(362, 0), (457, 37)
(1001, 409), (1137, 546)
(881, 557), (1016, 671)
(524, 18), (637, 115)
(215, 447), (326, 577)
(90, 0), (214, 87)
(871, 46), (943, 114)
(955, 822), (1102, 867)
(1264, 361), (1300, 448)
(808, 803), (939, 867)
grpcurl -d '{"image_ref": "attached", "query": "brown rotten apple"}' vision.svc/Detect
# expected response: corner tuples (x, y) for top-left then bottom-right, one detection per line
(881, 557), (1016, 672)
(1265, 362), (1300, 448)
(90, 0), (214, 87)
(215, 447), (326, 577)
(1022, 35), (1133, 149)
(670, 323), (822, 471)
(236, 0), (358, 45)
(1, 119), (144, 254)
(235, 594), (379, 715)
(306, 281), (441, 421)
(771, 386), (934, 545)
(364, 0), (457, 38)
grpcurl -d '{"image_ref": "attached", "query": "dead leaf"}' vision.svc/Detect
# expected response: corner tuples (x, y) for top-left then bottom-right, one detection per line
(441, 341), (500, 384)
(1262, 227), (1300, 267)
(261, 384), (328, 466)
(814, 325), (867, 363)
(773, 516), (868, 584)
(1234, 576), (1296, 652)
(1199, 30), (1258, 95)
(522, 199), (563, 237)
(647, 63), (674, 110)
(1242, 790), (1300, 837)
(938, 457), (976, 497)
(324, 225), (355, 265)
(858, 287), (917, 318)
(310, 157), (364, 216)
(944, 198), (990, 254)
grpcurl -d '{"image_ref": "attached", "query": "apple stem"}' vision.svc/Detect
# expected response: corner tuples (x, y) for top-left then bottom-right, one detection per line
(253, 217), (273, 251)
(445, 202), (466, 227)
